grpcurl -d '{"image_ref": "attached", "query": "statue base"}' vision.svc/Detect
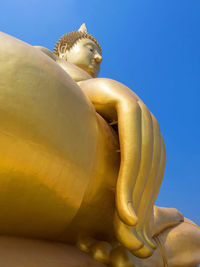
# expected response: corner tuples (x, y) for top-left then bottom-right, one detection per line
(0, 236), (106, 267)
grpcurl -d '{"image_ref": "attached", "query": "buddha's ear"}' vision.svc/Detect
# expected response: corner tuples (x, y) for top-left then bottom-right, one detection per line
(78, 23), (87, 33)
(57, 43), (68, 58)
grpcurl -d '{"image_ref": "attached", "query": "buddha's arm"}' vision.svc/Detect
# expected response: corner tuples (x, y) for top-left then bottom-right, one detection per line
(78, 78), (166, 255)
(78, 78), (141, 223)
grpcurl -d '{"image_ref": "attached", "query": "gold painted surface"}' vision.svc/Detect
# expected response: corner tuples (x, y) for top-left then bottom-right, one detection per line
(0, 24), (199, 267)
(0, 236), (106, 267)
(0, 31), (99, 239)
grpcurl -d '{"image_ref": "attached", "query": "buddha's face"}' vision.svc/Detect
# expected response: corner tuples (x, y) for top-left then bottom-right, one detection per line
(61, 38), (102, 78)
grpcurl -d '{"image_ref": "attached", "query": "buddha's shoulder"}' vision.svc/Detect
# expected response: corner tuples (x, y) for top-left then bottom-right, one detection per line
(56, 58), (92, 82)
(35, 46), (92, 82)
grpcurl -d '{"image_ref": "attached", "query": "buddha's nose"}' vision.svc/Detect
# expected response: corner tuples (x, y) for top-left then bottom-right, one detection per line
(94, 53), (102, 63)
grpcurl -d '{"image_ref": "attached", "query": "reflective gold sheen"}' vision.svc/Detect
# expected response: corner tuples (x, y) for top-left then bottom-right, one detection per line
(0, 24), (199, 267)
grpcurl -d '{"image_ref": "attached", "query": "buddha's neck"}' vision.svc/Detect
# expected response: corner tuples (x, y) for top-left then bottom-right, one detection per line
(56, 58), (92, 82)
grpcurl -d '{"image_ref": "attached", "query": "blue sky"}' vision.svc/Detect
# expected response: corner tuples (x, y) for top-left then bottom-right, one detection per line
(1, 0), (200, 224)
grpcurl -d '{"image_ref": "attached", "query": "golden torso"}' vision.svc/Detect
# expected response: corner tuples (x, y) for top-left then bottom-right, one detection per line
(0, 32), (119, 243)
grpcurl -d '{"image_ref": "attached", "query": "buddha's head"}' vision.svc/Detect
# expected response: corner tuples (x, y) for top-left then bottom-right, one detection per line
(54, 24), (102, 78)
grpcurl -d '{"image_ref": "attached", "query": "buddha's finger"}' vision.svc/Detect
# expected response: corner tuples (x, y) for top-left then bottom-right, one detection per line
(110, 246), (135, 267)
(131, 242), (154, 258)
(132, 101), (154, 213)
(116, 100), (142, 226)
(114, 211), (143, 251)
(76, 236), (96, 252)
(114, 214), (154, 258)
(143, 135), (166, 243)
(90, 241), (112, 264)
(129, 102), (155, 252)
(135, 114), (162, 248)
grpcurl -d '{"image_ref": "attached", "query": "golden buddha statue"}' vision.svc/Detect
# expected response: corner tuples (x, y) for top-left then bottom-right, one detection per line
(0, 24), (199, 266)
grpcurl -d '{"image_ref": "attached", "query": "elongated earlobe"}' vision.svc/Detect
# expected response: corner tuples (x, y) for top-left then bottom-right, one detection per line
(57, 43), (68, 57)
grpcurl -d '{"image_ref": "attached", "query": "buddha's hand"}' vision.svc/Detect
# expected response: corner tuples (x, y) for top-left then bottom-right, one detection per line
(78, 78), (166, 257)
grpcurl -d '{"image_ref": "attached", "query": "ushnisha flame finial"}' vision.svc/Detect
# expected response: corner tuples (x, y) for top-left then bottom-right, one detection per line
(78, 23), (88, 33)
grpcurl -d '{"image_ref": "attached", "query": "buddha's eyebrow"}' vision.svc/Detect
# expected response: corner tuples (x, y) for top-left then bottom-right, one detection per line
(85, 42), (97, 49)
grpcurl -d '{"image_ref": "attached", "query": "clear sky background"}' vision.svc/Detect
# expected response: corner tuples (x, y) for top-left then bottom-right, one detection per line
(1, 0), (199, 224)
